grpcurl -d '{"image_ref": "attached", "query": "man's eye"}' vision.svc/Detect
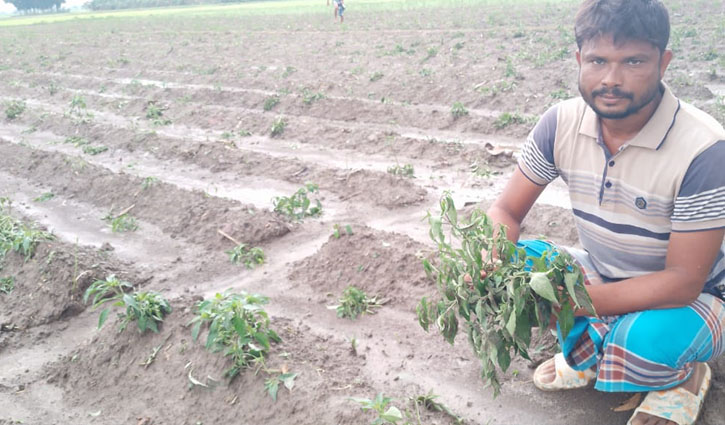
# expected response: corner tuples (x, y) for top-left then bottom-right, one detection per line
(591, 58), (605, 65)
(627, 59), (643, 65)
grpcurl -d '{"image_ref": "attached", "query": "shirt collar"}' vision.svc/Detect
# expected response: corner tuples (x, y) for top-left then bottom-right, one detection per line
(579, 83), (680, 150)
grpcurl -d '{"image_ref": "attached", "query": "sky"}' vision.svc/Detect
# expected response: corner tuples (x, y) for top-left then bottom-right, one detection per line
(0, 0), (87, 14)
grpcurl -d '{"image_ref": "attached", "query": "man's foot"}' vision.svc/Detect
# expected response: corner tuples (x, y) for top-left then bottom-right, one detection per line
(532, 353), (595, 391)
(535, 354), (557, 383)
(629, 362), (709, 425)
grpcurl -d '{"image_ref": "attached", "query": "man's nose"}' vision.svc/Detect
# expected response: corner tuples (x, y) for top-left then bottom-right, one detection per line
(601, 63), (623, 87)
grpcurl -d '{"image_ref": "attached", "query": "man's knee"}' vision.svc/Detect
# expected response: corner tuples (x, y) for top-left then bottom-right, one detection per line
(607, 307), (713, 368)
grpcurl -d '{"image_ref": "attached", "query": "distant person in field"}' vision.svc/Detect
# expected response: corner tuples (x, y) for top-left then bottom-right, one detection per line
(328, 0), (338, 20)
(484, 0), (725, 424)
(334, 0), (345, 23)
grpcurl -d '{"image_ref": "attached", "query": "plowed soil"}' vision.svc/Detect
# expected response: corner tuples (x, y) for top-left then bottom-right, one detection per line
(1, 1), (724, 424)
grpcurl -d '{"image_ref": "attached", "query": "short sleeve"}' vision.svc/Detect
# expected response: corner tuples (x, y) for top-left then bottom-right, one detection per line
(517, 105), (559, 186)
(671, 140), (725, 232)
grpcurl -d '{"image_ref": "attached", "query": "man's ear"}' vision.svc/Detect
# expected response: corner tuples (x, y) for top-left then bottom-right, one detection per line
(576, 50), (582, 66)
(659, 49), (673, 79)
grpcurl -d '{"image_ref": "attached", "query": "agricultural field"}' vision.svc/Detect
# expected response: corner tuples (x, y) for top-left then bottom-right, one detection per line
(1, 0), (724, 424)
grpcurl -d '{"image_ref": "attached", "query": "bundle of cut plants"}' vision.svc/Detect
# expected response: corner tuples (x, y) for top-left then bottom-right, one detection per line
(417, 194), (595, 396)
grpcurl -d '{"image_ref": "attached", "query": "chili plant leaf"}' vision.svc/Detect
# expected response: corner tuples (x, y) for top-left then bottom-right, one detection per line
(206, 326), (219, 349)
(505, 310), (517, 338)
(123, 293), (138, 310)
(558, 302), (575, 340)
(232, 316), (248, 338)
(191, 320), (202, 341)
(137, 314), (148, 332)
(280, 372), (298, 391)
(148, 318), (159, 333)
(429, 216), (443, 243)
(348, 397), (374, 409)
(416, 297), (432, 332)
(381, 406), (403, 423)
(254, 331), (271, 351)
(497, 347), (511, 371)
(438, 308), (458, 345)
(528, 272), (558, 305)
(563, 272), (581, 307)
(574, 284), (596, 316)
(265, 377), (280, 401)
(268, 329), (282, 343)
(514, 309), (532, 348)
(97, 308), (109, 329)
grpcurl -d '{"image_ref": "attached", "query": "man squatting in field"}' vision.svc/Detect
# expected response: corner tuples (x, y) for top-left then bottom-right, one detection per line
(485, 0), (725, 424)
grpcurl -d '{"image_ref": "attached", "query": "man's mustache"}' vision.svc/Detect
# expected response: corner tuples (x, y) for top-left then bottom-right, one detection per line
(591, 87), (634, 100)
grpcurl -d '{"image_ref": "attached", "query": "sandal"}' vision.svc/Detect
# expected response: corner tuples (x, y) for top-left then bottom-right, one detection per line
(533, 352), (596, 391)
(626, 363), (711, 425)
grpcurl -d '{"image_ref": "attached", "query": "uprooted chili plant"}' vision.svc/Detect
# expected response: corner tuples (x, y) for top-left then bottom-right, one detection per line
(417, 193), (595, 396)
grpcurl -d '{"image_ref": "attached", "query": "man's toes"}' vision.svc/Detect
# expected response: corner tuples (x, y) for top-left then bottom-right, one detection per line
(539, 360), (556, 383)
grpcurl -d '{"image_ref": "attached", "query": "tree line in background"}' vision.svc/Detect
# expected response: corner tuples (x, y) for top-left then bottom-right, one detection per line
(85, 0), (254, 10)
(5, 0), (65, 12)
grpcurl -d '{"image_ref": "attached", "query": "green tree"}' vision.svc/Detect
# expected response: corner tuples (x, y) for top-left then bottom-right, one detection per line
(6, 0), (65, 13)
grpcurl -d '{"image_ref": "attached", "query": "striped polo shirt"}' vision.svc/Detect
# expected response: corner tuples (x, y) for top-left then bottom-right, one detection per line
(518, 84), (725, 297)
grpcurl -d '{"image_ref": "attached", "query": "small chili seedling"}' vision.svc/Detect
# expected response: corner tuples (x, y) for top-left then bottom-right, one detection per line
(331, 285), (385, 320)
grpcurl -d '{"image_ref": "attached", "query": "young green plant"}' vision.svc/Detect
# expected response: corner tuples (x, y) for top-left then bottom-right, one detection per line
(257, 362), (298, 401)
(451, 102), (469, 119)
(417, 193), (595, 396)
(264, 371), (298, 401)
(189, 291), (281, 378)
(263, 95), (280, 111)
(0, 276), (14, 294)
(141, 176), (159, 190)
(301, 88), (325, 105)
(270, 117), (287, 137)
(33, 192), (54, 202)
(103, 212), (138, 232)
(349, 393), (404, 425)
(272, 183), (322, 221)
(331, 285), (385, 319)
(5, 100), (26, 119)
(0, 198), (54, 263)
(83, 274), (171, 333)
(411, 391), (464, 424)
(332, 224), (354, 239)
(145, 101), (171, 125)
(82, 145), (108, 155)
(226, 243), (265, 268)
(370, 71), (384, 82)
(387, 164), (415, 178)
(67, 95), (93, 123)
(493, 112), (535, 129)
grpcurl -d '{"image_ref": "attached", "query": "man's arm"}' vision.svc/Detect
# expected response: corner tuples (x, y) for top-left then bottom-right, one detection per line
(489, 104), (559, 241)
(582, 228), (725, 316)
(487, 167), (547, 243)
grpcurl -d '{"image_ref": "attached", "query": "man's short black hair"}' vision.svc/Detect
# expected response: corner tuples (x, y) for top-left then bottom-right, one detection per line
(575, 0), (670, 52)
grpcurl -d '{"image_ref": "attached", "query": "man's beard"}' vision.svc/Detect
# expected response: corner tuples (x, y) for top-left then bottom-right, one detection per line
(579, 79), (662, 120)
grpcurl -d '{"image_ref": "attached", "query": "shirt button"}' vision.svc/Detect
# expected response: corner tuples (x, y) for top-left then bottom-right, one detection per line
(609, 160), (615, 166)
(605, 181), (612, 188)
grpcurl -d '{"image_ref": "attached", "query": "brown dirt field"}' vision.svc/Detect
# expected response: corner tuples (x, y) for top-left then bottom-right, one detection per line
(1, 1), (724, 424)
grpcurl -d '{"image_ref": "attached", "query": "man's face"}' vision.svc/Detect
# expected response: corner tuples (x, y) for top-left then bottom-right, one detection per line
(577, 35), (672, 120)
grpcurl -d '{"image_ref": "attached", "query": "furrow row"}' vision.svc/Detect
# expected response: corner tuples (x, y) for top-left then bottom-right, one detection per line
(1, 95), (432, 209)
